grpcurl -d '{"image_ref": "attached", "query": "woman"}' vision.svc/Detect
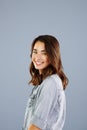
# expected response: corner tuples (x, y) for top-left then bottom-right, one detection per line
(22, 35), (68, 130)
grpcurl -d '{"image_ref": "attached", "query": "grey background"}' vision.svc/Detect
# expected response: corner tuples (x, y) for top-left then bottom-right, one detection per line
(0, 0), (87, 130)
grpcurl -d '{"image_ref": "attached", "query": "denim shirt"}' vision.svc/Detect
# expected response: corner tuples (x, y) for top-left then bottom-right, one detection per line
(22, 74), (66, 130)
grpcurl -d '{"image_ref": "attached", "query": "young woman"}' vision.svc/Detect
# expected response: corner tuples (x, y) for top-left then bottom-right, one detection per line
(22, 35), (68, 130)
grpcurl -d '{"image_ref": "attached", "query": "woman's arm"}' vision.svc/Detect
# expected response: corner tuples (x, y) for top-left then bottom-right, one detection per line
(28, 124), (41, 130)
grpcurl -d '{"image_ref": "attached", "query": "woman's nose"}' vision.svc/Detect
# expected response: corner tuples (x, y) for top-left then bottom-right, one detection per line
(35, 53), (41, 59)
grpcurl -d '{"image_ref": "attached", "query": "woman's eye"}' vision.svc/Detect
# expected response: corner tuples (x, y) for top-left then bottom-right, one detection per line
(41, 52), (47, 55)
(32, 51), (37, 54)
(32, 50), (47, 55)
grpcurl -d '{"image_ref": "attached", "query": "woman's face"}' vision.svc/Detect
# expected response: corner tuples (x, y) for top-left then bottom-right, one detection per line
(32, 41), (50, 74)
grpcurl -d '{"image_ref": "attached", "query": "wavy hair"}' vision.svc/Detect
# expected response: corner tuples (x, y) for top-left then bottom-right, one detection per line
(29, 35), (68, 89)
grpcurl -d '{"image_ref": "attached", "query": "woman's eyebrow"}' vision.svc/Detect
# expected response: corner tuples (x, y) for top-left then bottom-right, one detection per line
(32, 49), (37, 52)
(33, 49), (37, 51)
(33, 49), (46, 52)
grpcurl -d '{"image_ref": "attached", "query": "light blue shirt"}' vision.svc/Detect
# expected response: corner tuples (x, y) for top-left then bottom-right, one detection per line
(22, 74), (66, 130)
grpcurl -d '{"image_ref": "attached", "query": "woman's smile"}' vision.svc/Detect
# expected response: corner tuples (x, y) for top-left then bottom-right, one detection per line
(34, 60), (44, 67)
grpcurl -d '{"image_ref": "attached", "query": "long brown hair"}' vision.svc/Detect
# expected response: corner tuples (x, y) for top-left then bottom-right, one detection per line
(29, 35), (68, 89)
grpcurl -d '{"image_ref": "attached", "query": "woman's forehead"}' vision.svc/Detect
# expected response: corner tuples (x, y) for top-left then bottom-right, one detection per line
(33, 41), (45, 50)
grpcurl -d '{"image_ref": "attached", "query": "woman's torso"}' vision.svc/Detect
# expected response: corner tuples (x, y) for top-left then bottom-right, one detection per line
(22, 74), (66, 130)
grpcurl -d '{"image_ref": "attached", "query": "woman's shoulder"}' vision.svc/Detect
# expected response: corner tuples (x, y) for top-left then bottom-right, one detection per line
(42, 74), (63, 90)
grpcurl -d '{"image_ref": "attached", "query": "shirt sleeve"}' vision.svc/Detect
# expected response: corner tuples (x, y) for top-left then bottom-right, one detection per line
(30, 77), (58, 129)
